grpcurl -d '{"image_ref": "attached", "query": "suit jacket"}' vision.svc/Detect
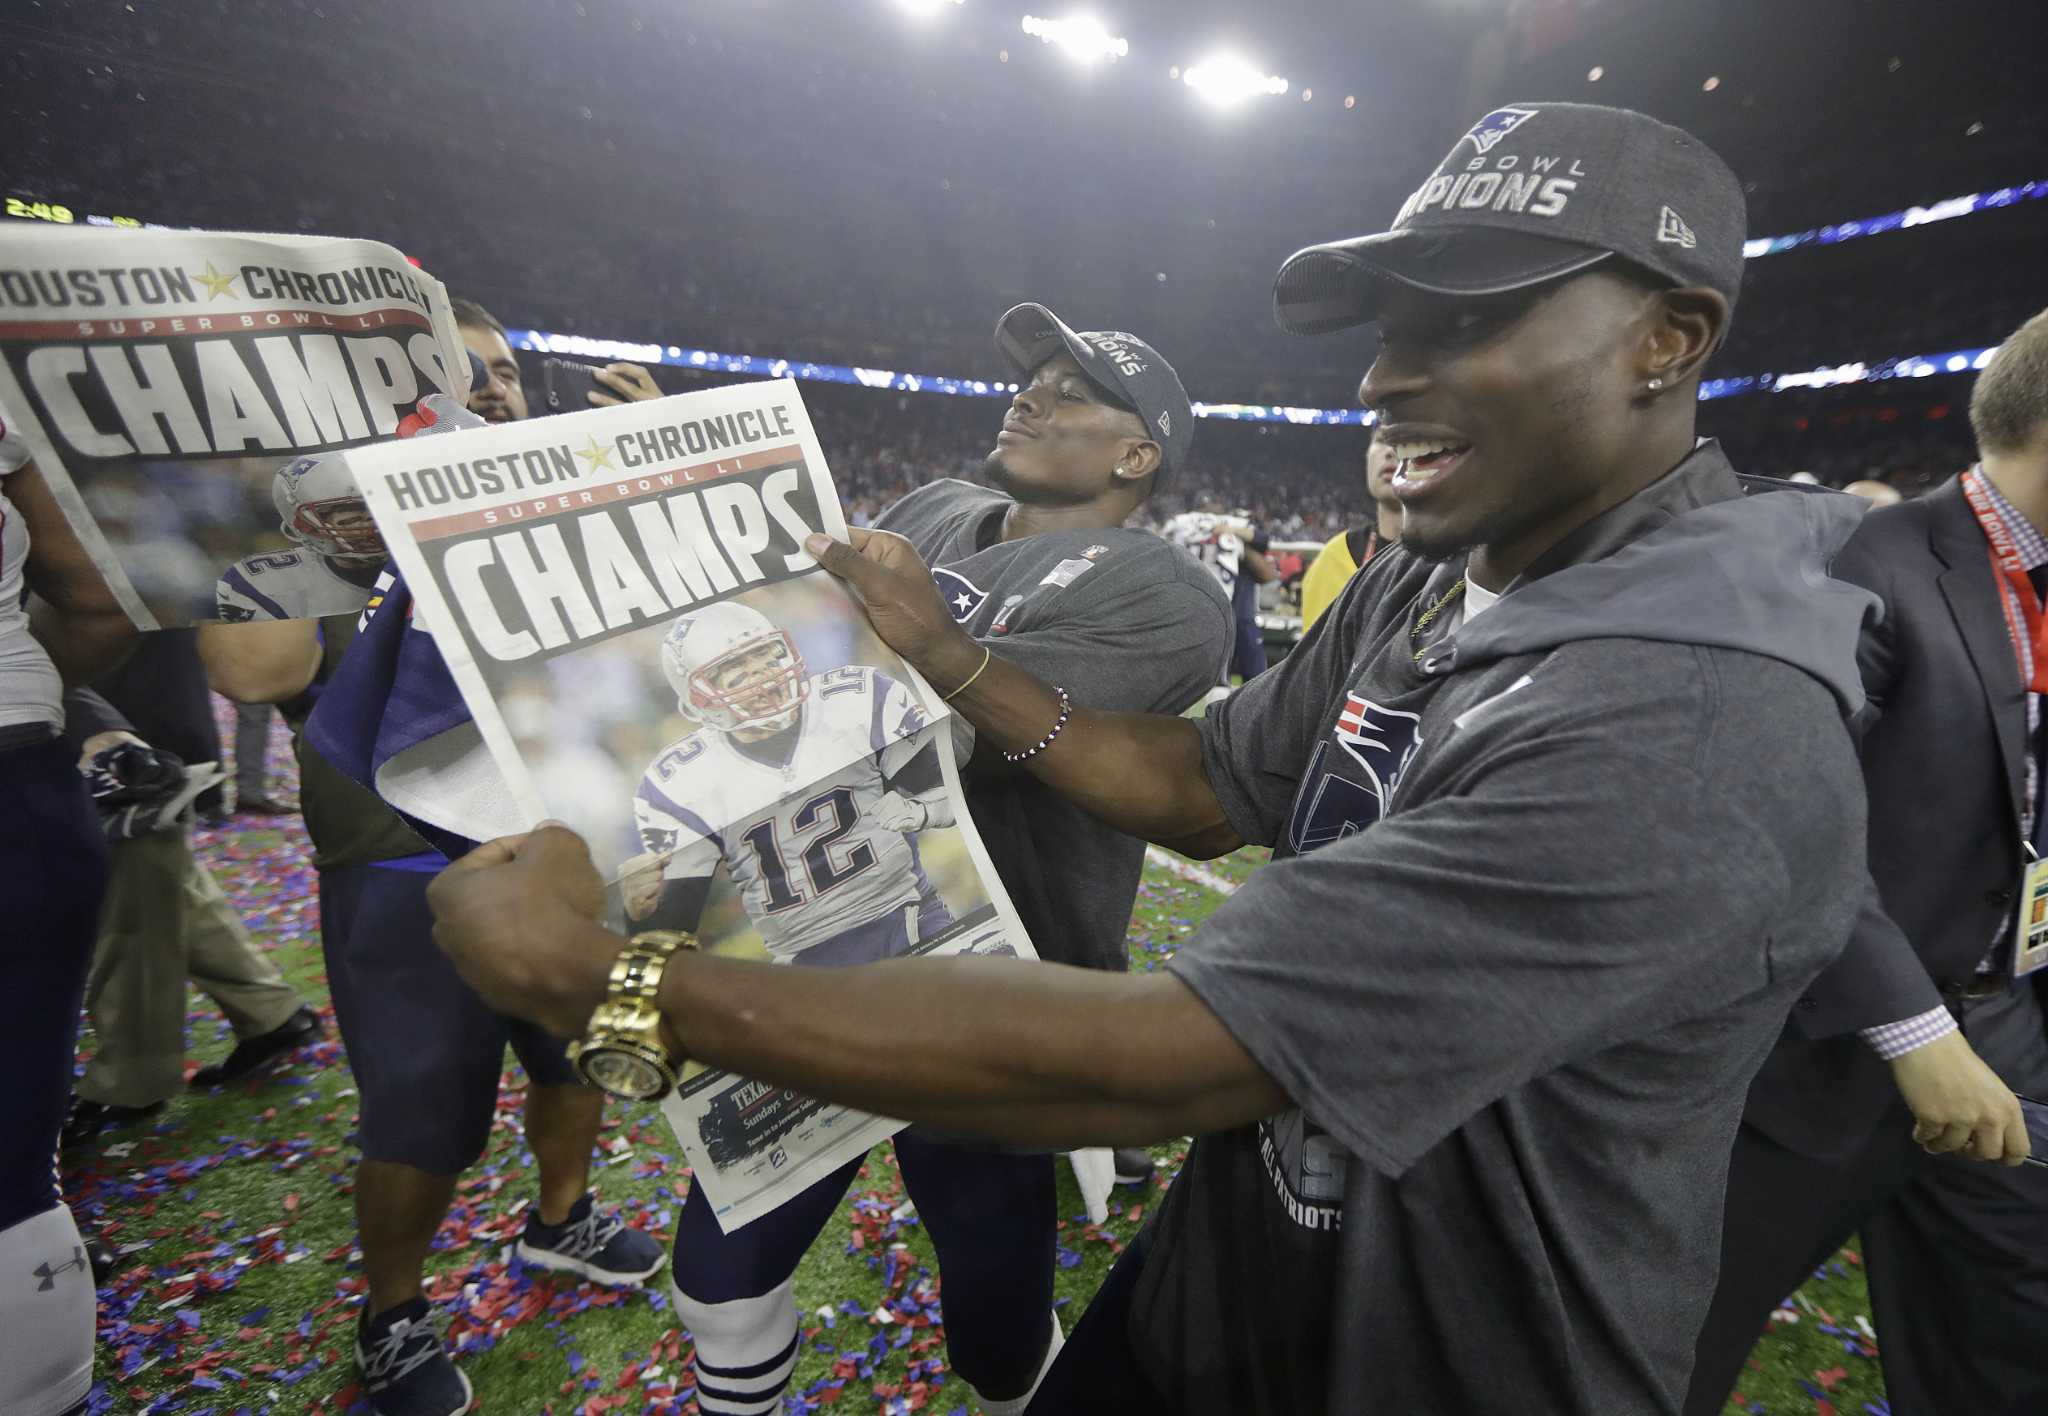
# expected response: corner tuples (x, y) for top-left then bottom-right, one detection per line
(1745, 476), (2040, 1161)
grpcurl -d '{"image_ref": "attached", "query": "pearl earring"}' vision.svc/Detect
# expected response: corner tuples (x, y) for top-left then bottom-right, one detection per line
(1646, 377), (1665, 391)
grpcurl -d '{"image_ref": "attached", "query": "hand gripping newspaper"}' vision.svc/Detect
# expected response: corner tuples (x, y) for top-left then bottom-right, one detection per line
(0, 224), (468, 627)
(346, 380), (1039, 1230)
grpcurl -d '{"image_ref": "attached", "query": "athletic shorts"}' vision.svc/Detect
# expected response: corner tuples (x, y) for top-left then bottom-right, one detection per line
(319, 860), (581, 1175)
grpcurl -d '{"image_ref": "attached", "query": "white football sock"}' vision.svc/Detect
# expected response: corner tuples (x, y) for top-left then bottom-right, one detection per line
(0, 1204), (95, 1416)
(676, 1276), (800, 1416)
(971, 1307), (1067, 1416)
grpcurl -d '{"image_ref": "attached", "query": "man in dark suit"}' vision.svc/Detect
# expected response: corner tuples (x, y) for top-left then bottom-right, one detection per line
(1688, 310), (2048, 1415)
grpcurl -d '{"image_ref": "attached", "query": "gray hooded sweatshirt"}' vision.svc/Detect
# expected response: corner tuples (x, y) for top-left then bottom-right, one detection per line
(1135, 442), (1877, 1415)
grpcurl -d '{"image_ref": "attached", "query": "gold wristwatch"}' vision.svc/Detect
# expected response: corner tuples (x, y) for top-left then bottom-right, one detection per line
(569, 930), (693, 1101)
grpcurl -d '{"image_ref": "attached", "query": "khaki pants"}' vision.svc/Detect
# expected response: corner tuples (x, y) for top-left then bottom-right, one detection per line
(75, 828), (304, 1107)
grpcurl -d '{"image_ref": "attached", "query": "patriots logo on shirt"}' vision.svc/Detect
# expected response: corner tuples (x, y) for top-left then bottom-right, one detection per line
(1460, 105), (1539, 155)
(1333, 694), (1422, 811)
(932, 566), (989, 624)
(1285, 695), (1423, 852)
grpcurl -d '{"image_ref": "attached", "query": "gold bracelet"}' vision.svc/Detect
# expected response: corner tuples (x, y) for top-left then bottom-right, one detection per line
(942, 644), (993, 701)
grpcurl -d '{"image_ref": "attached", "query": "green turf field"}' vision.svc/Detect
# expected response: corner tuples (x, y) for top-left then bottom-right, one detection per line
(65, 809), (1888, 1414)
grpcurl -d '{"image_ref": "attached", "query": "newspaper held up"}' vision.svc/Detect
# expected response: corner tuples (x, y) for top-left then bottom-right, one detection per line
(348, 379), (1037, 1230)
(0, 225), (468, 628)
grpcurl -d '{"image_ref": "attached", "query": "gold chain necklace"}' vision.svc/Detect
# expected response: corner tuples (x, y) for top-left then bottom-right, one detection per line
(1411, 578), (1466, 661)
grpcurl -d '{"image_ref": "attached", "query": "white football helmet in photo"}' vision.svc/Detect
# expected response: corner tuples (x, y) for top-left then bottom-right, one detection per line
(660, 601), (811, 733)
(272, 450), (384, 566)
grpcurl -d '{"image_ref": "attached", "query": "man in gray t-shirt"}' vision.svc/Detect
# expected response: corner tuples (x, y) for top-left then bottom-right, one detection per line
(430, 106), (1874, 1415)
(877, 476), (1227, 974)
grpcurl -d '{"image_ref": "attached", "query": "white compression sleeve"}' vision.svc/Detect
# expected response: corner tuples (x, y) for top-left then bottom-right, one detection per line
(0, 1203), (95, 1416)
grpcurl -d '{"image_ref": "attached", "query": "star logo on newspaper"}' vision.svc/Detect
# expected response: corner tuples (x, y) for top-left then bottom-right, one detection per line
(193, 262), (239, 300)
(574, 438), (616, 472)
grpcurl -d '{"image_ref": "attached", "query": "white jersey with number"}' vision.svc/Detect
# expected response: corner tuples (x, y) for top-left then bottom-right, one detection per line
(1162, 511), (1244, 596)
(215, 548), (379, 623)
(634, 667), (935, 961)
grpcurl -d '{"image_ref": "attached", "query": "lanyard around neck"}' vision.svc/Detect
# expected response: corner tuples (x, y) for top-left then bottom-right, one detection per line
(1960, 468), (2048, 694)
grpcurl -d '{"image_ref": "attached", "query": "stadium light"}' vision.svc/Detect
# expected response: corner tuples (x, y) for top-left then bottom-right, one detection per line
(1020, 14), (1129, 63)
(892, 0), (963, 17)
(1182, 53), (1288, 105)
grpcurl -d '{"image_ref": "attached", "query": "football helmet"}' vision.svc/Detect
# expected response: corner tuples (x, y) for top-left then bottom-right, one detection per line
(272, 451), (383, 565)
(660, 601), (810, 733)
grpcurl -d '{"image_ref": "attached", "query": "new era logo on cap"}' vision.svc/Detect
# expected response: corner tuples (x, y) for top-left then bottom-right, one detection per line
(1461, 105), (1540, 156)
(1657, 206), (1698, 248)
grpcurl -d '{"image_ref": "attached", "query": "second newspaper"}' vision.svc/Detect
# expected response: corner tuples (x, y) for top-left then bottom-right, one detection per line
(349, 379), (1035, 1230)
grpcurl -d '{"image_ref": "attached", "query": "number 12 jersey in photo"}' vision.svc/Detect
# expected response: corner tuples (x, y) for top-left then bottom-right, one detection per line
(634, 667), (939, 962)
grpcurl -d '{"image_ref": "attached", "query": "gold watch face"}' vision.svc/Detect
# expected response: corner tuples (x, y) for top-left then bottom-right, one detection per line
(577, 1044), (668, 1101)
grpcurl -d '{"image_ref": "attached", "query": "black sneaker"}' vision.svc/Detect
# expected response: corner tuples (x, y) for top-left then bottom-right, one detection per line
(60, 1098), (163, 1150)
(356, 1298), (472, 1416)
(189, 1005), (321, 1088)
(84, 1231), (125, 1286)
(1112, 1147), (1157, 1186)
(511, 1194), (666, 1285)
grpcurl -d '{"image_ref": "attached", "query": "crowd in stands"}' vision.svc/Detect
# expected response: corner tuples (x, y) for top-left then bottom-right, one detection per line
(0, 0), (2024, 542)
(760, 373), (1977, 551)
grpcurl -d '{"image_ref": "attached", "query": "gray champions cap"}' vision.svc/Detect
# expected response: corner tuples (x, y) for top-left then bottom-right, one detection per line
(993, 303), (1194, 487)
(1272, 102), (1747, 336)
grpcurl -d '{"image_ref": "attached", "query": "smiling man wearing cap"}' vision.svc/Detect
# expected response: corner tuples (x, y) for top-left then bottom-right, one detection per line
(637, 305), (1230, 1416)
(425, 106), (1880, 1414)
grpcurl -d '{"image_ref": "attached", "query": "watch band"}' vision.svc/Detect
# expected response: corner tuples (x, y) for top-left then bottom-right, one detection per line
(613, 929), (689, 1006)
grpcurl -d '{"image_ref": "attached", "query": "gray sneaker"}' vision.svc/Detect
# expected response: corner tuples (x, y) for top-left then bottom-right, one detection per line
(355, 1298), (472, 1416)
(512, 1194), (666, 1285)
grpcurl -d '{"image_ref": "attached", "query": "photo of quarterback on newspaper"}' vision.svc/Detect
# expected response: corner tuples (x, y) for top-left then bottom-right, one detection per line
(346, 378), (1034, 1228)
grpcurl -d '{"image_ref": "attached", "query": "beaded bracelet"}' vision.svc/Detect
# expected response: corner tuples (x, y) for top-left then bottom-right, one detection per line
(1002, 686), (1072, 764)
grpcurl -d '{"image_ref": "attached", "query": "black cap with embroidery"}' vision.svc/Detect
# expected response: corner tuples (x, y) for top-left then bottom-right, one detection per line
(993, 302), (1193, 489)
(1272, 102), (1746, 336)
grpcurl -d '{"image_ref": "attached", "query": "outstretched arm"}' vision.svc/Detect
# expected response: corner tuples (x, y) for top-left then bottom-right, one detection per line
(806, 529), (1242, 859)
(428, 827), (1288, 1148)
